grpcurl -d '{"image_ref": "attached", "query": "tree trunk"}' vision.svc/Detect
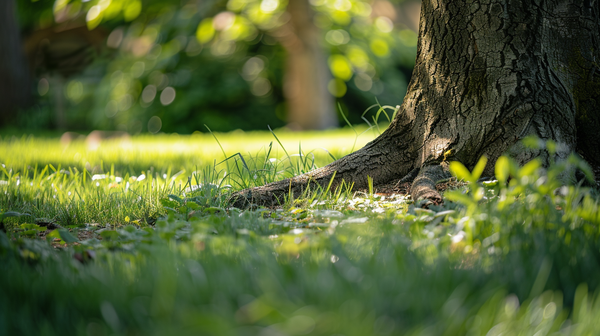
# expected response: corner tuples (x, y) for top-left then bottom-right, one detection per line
(276, 0), (338, 130)
(232, 0), (600, 207)
(0, 0), (31, 126)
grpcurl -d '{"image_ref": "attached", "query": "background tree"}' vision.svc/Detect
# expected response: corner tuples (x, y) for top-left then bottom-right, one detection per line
(277, 0), (336, 130)
(14, 0), (419, 132)
(0, 0), (31, 126)
(233, 0), (600, 206)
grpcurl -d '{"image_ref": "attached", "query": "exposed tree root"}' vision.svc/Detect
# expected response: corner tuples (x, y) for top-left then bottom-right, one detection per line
(395, 167), (420, 187)
(230, 121), (420, 208)
(229, 161), (344, 209)
(409, 164), (451, 206)
(229, 158), (452, 209)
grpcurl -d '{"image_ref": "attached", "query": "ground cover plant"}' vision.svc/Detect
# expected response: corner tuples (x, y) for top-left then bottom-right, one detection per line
(2, 129), (600, 335)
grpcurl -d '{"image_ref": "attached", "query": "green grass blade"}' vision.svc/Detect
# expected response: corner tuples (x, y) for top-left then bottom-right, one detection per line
(337, 103), (358, 153)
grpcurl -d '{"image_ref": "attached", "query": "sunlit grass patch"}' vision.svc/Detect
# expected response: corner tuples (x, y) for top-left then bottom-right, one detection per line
(0, 127), (378, 227)
(0, 126), (377, 175)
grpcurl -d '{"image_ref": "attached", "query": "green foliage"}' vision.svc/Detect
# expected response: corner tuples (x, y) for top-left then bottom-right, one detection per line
(16, 0), (417, 132)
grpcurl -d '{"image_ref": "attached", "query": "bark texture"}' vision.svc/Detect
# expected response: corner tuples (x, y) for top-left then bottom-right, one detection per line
(231, 0), (600, 208)
(0, 0), (31, 126)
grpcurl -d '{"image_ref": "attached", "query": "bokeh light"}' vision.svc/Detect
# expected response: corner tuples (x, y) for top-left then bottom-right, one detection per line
(147, 116), (162, 133)
(160, 87), (176, 106)
(38, 78), (49, 96)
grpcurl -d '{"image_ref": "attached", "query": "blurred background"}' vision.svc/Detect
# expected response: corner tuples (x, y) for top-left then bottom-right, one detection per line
(1, 0), (420, 134)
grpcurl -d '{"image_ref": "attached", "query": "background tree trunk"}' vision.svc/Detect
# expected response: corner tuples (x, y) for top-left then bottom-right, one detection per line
(233, 0), (600, 207)
(24, 24), (108, 130)
(0, 0), (31, 126)
(277, 0), (338, 130)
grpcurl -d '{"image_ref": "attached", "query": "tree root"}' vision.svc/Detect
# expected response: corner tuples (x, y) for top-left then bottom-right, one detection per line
(409, 164), (451, 206)
(229, 169), (332, 209)
(229, 162), (453, 209)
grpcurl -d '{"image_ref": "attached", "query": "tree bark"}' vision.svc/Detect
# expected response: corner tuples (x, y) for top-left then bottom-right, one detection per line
(276, 0), (338, 130)
(0, 0), (31, 126)
(232, 0), (600, 207)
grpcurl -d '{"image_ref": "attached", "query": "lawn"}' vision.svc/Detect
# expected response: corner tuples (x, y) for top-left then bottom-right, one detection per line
(1, 128), (600, 335)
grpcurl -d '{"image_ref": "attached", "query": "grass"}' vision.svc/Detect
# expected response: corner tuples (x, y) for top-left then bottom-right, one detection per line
(2, 129), (600, 335)
(0, 126), (376, 227)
